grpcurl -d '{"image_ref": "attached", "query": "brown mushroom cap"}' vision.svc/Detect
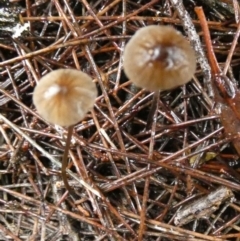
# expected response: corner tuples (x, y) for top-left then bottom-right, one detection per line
(123, 25), (196, 91)
(33, 69), (97, 126)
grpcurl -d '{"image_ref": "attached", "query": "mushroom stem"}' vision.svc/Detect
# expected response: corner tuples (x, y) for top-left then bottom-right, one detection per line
(61, 125), (74, 194)
(146, 91), (159, 130)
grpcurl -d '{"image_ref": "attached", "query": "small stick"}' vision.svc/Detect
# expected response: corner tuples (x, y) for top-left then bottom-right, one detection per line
(194, 7), (220, 75)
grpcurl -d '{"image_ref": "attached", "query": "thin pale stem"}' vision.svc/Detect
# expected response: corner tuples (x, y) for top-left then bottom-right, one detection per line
(61, 125), (74, 194)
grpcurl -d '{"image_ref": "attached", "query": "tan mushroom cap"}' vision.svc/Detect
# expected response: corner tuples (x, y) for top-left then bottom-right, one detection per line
(123, 25), (196, 91)
(33, 69), (97, 126)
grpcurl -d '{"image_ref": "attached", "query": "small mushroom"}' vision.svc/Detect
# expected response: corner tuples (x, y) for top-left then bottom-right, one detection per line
(33, 69), (97, 194)
(123, 25), (196, 91)
(33, 69), (97, 127)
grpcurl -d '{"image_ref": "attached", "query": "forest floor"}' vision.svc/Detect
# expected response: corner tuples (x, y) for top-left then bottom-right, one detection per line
(0, 0), (240, 240)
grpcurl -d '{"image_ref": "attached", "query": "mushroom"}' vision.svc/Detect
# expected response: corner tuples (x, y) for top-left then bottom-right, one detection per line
(123, 26), (196, 239)
(123, 25), (196, 91)
(123, 25), (196, 129)
(33, 69), (97, 194)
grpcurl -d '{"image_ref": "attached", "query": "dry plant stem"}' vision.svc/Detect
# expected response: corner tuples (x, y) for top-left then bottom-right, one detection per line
(76, 115), (137, 236)
(122, 211), (223, 241)
(223, 21), (240, 75)
(74, 149), (125, 239)
(0, 186), (114, 235)
(12, 40), (39, 84)
(0, 113), (100, 197)
(51, 171), (78, 240)
(113, 0), (127, 93)
(73, 148), (108, 229)
(218, 234), (240, 239)
(94, 135), (240, 193)
(12, 38), (50, 80)
(169, 0), (213, 96)
(29, 150), (49, 175)
(45, 187), (69, 222)
(20, 163), (41, 196)
(91, 108), (138, 212)
(194, 7), (221, 75)
(233, 0), (240, 23)
(81, 0), (120, 50)
(5, 66), (28, 127)
(195, 7), (240, 122)
(0, 36), (128, 67)
(213, 213), (240, 235)
(0, 0), (158, 67)
(71, 150), (137, 238)
(21, 15), (239, 28)
(93, 126), (224, 170)
(0, 87), (44, 120)
(61, 125), (74, 195)
(0, 113), (60, 166)
(0, 223), (22, 241)
(86, 45), (140, 213)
